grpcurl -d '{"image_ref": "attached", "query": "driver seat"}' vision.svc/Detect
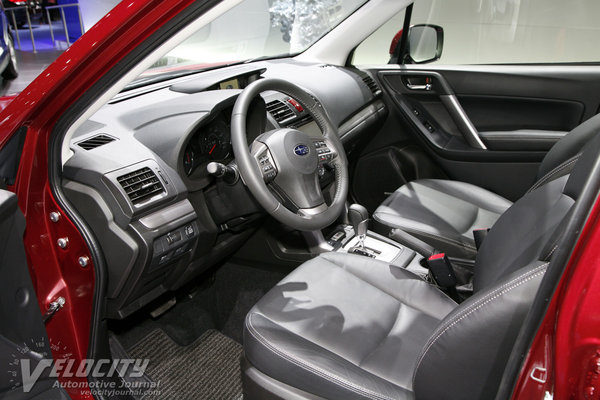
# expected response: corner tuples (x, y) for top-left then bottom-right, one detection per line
(372, 114), (600, 258)
(241, 132), (599, 400)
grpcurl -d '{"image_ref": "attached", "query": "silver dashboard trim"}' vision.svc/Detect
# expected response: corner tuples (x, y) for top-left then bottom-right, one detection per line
(139, 199), (195, 229)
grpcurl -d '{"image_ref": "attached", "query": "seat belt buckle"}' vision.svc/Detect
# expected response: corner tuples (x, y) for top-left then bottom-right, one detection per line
(426, 253), (457, 288)
(473, 228), (490, 250)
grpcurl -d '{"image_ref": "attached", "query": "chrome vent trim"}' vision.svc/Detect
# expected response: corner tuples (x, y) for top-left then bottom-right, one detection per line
(117, 167), (165, 205)
(266, 100), (295, 123)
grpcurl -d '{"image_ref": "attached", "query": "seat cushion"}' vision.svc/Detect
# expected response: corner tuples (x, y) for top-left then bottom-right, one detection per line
(373, 179), (513, 258)
(243, 252), (456, 400)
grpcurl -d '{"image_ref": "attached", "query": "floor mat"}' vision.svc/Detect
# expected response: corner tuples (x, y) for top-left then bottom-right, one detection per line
(128, 329), (243, 400)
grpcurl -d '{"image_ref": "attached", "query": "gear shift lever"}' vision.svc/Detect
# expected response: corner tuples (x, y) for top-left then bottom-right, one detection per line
(348, 204), (369, 250)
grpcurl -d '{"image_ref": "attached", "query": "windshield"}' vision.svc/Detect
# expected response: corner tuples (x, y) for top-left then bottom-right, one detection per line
(129, 0), (367, 87)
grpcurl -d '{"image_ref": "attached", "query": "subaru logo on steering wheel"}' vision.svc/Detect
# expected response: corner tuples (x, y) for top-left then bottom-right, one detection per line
(294, 144), (310, 156)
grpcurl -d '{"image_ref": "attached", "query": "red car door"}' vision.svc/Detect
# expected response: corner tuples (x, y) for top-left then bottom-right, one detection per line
(0, 1), (219, 398)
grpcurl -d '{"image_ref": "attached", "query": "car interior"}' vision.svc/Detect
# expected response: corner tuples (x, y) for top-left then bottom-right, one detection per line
(46, 1), (600, 399)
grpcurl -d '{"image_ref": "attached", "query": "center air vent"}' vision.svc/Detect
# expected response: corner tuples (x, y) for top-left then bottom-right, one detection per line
(266, 100), (295, 124)
(77, 134), (116, 150)
(361, 74), (382, 97)
(117, 167), (165, 205)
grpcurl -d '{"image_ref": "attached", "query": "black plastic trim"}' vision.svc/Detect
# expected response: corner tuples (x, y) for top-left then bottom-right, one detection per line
(0, 126), (26, 186)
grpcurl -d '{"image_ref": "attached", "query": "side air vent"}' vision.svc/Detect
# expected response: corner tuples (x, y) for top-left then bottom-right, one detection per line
(361, 74), (382, 97)
(77, 134), (116, 150)
(117, 167), (165, 205)
(288, 114), (314, 129)
(266, 100), (295, 124)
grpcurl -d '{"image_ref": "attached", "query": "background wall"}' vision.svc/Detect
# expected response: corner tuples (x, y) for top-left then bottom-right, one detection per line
(79, 0), (121, 31)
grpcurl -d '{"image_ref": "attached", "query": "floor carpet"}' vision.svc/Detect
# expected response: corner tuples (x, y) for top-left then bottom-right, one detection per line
(128, 329), (243, 400)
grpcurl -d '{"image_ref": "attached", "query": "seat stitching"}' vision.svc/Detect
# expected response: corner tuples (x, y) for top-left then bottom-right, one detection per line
(529, 154), (579, 193)
(532, 156), (577, 190)
(418, 267), (543, 356)
(246, 314), (398, 400)
(543, 244), (559, 261)
(419, 262), (548, 354)
(412, 263), (548, 381)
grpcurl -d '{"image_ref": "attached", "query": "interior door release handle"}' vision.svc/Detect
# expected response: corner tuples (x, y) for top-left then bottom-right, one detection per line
(405, 76), (434, 91)
(406, 83), (432, 91)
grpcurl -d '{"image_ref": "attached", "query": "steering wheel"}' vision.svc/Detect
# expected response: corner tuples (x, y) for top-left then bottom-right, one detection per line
(231, 78), (349, 231)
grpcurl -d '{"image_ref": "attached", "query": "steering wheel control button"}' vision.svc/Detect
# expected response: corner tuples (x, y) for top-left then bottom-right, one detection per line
(257, 150), (278, 181)
(312, 140), (336, 164)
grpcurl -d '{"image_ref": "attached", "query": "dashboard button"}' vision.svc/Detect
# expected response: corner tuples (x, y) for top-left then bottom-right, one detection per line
(288, 98), (304, 112)
(184, 224), (195, 237)
(174, 244), (188, 257)
(159, 252), (172, 265)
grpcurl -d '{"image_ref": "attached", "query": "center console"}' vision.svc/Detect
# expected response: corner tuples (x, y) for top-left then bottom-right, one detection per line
(324, 224), (428, 276)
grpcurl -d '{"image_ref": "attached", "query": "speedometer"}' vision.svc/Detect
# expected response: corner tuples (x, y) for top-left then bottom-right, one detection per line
(199, 120), (230, 160)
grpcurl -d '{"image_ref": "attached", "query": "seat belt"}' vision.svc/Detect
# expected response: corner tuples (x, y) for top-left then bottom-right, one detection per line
(426, 253), (457, 288)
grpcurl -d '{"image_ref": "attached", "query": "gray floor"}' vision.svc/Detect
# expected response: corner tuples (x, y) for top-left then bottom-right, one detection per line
(0, 49), (63, 96)
(128, 329), (243, 400)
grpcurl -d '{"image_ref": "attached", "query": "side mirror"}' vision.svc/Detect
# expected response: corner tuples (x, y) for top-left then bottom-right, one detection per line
(389, 24), (444, 64)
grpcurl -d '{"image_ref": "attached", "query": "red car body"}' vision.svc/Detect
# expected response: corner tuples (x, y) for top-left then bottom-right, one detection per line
(0, 0), (598, 399)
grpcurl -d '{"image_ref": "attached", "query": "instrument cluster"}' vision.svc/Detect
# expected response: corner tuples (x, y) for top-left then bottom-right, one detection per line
(183, 112), (232, 177)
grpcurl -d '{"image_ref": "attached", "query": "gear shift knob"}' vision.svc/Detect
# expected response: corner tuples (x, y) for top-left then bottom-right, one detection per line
(348, 204), (369, 246)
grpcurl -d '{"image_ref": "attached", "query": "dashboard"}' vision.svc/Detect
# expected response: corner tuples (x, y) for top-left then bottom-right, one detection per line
(62, 59), (388, 319)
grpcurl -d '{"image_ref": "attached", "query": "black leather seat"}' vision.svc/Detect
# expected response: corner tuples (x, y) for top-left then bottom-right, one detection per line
(372, 114), (600, 258)
(241, 133), (599, 400)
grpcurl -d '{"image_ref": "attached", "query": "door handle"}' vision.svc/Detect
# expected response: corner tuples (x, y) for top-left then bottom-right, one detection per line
(406, 83), (432, 91)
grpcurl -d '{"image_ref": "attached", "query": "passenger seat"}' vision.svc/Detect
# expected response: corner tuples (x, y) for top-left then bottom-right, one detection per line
(373, 113), (600, 258)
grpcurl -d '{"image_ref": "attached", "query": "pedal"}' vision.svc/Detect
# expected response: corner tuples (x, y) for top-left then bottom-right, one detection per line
(150, 297), (176, 318)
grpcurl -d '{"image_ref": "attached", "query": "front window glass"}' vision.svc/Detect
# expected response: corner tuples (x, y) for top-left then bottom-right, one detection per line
(130, 0), (366, 87)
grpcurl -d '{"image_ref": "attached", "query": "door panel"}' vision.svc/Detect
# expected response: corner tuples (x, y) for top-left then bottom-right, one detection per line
(459, 95), (582, 132)
(352, 65), (600, 205)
